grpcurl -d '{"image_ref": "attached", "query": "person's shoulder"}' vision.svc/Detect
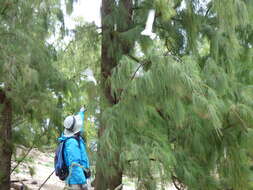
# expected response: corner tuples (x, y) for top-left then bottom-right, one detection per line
(65, 137), (79, 146)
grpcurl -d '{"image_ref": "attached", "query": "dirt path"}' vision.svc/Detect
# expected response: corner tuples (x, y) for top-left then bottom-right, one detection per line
(11, 148), (65, 189)
(11, 148), (176, 190)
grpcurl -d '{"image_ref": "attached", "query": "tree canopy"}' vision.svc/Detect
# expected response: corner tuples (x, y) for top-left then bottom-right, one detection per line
(96, 0), (253, 189)
(0, 0), (253, 189)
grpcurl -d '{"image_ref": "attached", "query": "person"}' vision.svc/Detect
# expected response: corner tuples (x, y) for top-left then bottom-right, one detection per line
(59, 107), (90, 190)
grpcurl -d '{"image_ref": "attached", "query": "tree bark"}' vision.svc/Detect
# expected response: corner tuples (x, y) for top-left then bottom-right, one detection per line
(0, 90), (12, 189)
(95, 0), (120, 189)
(95, 0), (132, 189)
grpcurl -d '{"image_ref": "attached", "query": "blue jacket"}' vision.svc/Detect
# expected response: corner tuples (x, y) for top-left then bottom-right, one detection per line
(58, 135), (90, 185)
(58, 110), (89, 185)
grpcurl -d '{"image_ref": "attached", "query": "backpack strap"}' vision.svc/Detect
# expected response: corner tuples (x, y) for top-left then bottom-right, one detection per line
(63, 136), (81, 149)
(74, 136), (81, 148)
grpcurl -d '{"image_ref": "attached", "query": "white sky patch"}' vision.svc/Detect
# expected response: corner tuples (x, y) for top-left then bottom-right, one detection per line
(46, 118), (50, 126)
(63, 2), (99, 84)
(48, 0), (101, 47)
(178, 0), (211, 12)
(64, 0), (102, 29)
(84, 68), (97, 84)
(178, 0), (186, 11)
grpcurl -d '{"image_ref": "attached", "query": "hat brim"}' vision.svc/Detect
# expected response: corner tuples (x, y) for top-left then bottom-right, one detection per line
(64, 115), (83, 137)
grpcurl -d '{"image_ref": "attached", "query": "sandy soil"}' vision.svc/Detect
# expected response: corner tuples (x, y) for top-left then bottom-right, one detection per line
(11, 148), (176, 190)
(11, 148), (65, 189)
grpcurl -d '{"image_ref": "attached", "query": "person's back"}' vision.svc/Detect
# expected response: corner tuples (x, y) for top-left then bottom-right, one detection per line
(60, 108), (90, 190)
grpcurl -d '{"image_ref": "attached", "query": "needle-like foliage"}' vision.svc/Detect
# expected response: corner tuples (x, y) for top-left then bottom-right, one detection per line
(96, 0), (253, 189)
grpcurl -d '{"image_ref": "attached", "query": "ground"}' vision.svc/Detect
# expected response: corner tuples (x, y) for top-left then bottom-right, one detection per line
(11, 148), (176, 190)
(11, 148), (65, 190)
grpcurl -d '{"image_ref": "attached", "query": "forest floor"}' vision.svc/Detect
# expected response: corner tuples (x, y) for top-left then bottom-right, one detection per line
(11, 147), (176, 190)
(11, 148), (65, 190)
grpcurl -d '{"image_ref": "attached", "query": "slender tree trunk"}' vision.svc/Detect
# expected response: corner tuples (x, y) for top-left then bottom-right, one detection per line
(0, 90), (12, 189)
(95, 0), (121, 188)
(95, 0), (133, 189)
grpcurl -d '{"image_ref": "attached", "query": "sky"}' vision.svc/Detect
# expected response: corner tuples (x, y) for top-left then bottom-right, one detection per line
(48, 1), (101, 49)
(56, 0), (102, 83)
(62, 0), (211, 32)
(64, 0), (102, 29)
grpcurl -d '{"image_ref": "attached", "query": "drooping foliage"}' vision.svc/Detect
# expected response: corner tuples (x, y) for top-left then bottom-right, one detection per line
(56, 22), (100, 113)
(95, 0), (253, 189)
(55, 21), (100, 143)
(0, 0), (74, 186)
(0, 0), (69, 146)
(0, 0), (252, 189)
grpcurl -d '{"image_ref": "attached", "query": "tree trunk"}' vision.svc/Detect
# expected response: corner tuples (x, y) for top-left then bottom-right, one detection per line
(0, 90), (12, 189)
(95, 0), (133, 189)
(95, 0), (121, 188)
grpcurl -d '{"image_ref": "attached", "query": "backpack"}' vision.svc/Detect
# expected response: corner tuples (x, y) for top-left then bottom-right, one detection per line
(54, 139), (68, 180)
(54, 137), (78, 181)
(54, 136), (90, 181)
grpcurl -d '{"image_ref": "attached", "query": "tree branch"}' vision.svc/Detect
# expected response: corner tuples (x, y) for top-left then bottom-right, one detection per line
(127, 54), (141, 63)
(172, 175), (186, 190)
(204, 4), (212, 17)
(130, 62), (145, 81)
(127, 158), (157, 164)
(126, 54), (147, 81)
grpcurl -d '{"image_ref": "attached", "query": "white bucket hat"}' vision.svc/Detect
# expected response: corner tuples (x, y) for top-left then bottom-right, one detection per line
(63, 115), (83, 137)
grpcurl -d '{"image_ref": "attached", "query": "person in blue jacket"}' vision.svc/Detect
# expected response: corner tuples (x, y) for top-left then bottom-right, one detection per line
(59, 107), (90, 190)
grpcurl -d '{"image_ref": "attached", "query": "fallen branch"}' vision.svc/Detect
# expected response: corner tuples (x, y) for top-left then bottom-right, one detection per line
(11, 179), (28, 183)
(10, 180), (28, 190)
(10, 183), (25, 190)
